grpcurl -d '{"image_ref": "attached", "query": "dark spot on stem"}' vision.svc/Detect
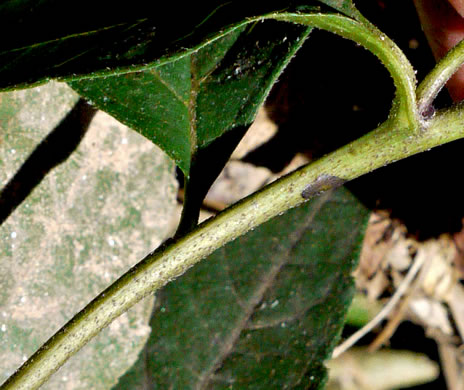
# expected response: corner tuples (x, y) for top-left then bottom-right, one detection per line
(301, 174), (346, 199)
(421, 104), (435, 120)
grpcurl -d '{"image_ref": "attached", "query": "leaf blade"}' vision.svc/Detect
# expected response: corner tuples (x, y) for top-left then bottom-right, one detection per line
(0, 1), (361, 91)
(114, 187), (369, 389)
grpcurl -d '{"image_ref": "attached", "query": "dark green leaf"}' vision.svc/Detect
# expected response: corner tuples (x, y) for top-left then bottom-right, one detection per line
(0, 1), (358, 91)
(71, 21), (311, 232)
(70, 22), (309, 175)
(114, 187), (369, 390)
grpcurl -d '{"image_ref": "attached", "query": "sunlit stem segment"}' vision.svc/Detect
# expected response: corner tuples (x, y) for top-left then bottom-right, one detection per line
(3, 94), (464, 390)
(417, 39), (464, 115)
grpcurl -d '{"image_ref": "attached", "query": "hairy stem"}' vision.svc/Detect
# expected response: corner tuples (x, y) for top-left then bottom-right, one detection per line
(269, 12), (419, 128)
(417, 39), (464, 114)
(3, 98), (464, 390)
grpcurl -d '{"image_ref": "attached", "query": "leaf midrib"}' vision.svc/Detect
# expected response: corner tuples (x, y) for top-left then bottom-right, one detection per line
(188, 56), (199, 158)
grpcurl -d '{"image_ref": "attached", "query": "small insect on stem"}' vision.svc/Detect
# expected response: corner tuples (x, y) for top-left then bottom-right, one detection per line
(301, 174), (346, 199)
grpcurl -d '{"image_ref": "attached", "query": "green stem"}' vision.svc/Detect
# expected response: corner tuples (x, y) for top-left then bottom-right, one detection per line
(268, 12), (418, 128)
(3, 99), (464, 390)
(417, 39), (464, 115)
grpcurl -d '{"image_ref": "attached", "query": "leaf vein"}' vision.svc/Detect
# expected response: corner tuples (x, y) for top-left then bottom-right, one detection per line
(195, 191), (333, 389)
(152, 69), (189, 107)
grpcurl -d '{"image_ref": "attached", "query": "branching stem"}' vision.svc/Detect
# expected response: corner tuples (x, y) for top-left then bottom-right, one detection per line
(4, 97), (464, 390)
(4, 11), (464, 390)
